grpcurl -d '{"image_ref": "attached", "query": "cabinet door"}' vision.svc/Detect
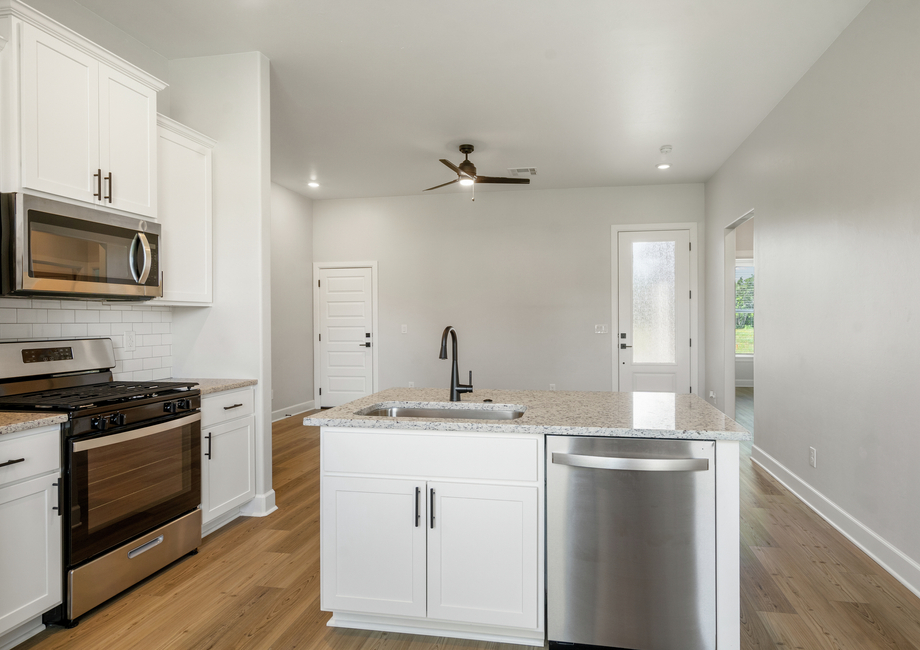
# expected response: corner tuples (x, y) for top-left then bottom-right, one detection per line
(99, 64), (157, 218)
(201, 416), (255, 524)
(322, 476), (426, 618)
(427, 482), (538, 629)
(0, 473), (62, 637)
(20, 24), (100, 204)
(157, 124), (213, 303)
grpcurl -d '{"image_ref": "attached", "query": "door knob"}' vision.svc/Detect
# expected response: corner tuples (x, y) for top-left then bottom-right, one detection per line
(358, 342), (371, 348)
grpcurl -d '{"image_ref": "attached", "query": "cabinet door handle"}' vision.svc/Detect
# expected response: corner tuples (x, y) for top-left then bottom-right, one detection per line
(415, 487), (420, 527)
(94, 169), (102, 200)
(52, 480), (62, 516)
(105, 171), (113, 202)
(0, 457), (25, 468)
(429, 488), (435, 529)
(224, 403), (244, 410)
(205, 433), (212, 459)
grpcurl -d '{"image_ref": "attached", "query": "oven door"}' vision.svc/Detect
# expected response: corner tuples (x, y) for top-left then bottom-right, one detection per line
(67, 413), (201, 566)
(1, 193), (162, 299)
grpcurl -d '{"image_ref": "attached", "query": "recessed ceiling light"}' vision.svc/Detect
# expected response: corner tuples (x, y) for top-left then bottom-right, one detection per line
(308, 182), (319, 188)
(656, 163), (671, 170)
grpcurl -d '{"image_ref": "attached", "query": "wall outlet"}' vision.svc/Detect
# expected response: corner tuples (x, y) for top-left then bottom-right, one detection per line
(595, 324), (609, 334)
(809, 447), (817, 468)
(408, 381), (414, 388)
(124, 330), (136, 352)
(549, 384), (556, 391)
(708, 390), (716, 402)
(401, 324), (408, 334)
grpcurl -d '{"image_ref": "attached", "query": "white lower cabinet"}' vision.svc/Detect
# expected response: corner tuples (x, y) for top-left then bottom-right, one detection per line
(201, 415), (255, 525)
(320, 428), (544, 645)
(0, 427), (62, 641)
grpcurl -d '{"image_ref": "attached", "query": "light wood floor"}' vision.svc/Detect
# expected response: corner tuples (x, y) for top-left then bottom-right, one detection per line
(736, 387), (754, 433)
(18, 413), (920, 650)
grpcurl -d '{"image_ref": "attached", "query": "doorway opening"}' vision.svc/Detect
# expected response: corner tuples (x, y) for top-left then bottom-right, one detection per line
(722, 212), (754, 429)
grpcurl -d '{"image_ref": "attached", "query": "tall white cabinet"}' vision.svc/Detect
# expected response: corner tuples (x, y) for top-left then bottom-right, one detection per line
(320, 428), (545, 646)
(156, 115), (215, 305)
(0, 1), (165, 218)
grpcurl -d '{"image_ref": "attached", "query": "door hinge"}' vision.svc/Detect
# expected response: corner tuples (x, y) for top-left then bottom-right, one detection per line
(319, 387), (322, 396)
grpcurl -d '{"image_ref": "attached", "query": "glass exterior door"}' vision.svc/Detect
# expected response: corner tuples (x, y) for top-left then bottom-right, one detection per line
(618, 230), (691, 393)
(67, 414), (200, 565)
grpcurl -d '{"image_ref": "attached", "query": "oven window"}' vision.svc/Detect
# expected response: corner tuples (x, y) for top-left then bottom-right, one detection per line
(85, 428), (191, 533)
(69, 417), (200, 566)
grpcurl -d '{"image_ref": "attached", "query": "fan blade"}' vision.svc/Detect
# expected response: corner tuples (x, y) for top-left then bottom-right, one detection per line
(439, 159), (463, 175)
(474, 176), (530, 184)
(424, 178), (460, 191)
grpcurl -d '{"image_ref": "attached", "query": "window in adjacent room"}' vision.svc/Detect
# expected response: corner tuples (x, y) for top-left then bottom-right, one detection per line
(735, 261), (754, 354)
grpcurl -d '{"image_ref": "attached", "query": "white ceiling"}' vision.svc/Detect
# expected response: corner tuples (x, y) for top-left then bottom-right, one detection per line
(75, 0), (869, 200)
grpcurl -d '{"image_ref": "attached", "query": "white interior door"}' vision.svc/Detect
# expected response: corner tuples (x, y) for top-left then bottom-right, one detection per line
(318, 267), (374, 407)
(618, 230), (691, 393)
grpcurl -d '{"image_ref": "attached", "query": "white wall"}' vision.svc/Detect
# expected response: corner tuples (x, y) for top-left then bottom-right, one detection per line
(314, 184), (704, 394)
(270, 183), (313, 419)
(704, 0), (920, 594)
(167, 52), (275, 517)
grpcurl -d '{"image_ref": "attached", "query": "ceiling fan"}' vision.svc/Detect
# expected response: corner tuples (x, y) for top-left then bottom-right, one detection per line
(424, 144), (531, 191)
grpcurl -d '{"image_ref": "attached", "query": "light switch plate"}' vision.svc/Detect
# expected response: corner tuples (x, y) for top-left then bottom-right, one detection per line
(595, 324), (609, 334)
(401, 324), (408, 334)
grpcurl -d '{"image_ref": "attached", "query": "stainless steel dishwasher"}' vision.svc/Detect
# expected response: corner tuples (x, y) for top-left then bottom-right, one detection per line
(546, 435), (716, 650)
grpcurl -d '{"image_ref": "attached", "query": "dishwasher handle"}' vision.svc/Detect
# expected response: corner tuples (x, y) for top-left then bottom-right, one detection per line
(552, 452), (709, 472)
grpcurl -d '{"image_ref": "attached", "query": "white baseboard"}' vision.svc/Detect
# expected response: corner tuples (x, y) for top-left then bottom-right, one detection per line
(202, 507), (242, 537)
(735, 380), (754, 387)
(0, 617), (44, 650)
(273, 400), (315, 422)
(239, 490), (278, 518)
(751, 444), (920, 599)
(329, 612), (544, 647)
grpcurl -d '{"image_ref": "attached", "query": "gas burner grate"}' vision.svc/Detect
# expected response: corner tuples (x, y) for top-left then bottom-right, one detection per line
(0, 380), (198, 410)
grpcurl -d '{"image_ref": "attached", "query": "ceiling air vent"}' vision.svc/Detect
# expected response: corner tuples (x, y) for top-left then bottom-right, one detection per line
(507, 167), (537, 177)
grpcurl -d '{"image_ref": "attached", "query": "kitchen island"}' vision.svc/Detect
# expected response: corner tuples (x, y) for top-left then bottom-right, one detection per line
(306, 388), (750, 648)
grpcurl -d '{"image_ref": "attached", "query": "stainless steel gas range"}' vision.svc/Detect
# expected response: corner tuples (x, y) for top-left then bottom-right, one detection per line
(0, 338), (201, 626)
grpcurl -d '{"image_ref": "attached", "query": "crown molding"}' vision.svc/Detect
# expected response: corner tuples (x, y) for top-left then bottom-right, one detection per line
(0, 0), (166, 91)
(157, 113), (217, 149)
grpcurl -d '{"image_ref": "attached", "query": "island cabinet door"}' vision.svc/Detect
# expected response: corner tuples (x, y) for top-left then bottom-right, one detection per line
(426, 482), (539, 629)
(321, 477), (427, 617)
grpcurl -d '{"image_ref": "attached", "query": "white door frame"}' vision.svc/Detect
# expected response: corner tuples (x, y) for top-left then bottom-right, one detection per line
(611, 223), (699, 393)
(723, 210), (754, 419)
(313, 261), (379, 406)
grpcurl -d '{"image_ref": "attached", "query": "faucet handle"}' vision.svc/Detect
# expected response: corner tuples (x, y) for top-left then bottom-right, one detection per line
(469, 370), (473, 389)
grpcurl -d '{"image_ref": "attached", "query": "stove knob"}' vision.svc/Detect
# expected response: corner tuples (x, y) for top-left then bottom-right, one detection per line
(110, 413), (126, 426)
(177, 399), (191, 410)
(164, 402), (178, 414)
(90, 417), (108, 431)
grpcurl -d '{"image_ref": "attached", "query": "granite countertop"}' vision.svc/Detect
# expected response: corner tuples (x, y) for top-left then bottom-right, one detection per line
(0, 412), (68, 436)
(305, 387), (751, 441)
(172, 378), (258, 395)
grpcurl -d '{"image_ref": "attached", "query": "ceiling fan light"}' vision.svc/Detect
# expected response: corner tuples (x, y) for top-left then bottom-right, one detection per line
(656, 163), (671, 170)
(308, 181), (320, 187)
(459, 177), (474, 186)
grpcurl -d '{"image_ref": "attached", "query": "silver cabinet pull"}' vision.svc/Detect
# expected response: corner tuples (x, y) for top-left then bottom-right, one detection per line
(0, 458), (25, 468)
(552, 452), (709, 472)
(128, 535), (163, 559)
(223, 403), (243, 410)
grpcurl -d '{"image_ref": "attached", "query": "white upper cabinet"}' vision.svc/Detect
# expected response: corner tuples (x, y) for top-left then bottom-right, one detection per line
(1, 3), (165, 219)
(156, 115), (214, 305)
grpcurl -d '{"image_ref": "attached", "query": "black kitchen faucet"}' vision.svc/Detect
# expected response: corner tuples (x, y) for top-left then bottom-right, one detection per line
(439, 326), (473, 401)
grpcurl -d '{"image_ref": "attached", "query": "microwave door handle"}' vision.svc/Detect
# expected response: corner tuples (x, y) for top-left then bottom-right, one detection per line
(129, 233), (152, 284)
(137, 233), (152, 284)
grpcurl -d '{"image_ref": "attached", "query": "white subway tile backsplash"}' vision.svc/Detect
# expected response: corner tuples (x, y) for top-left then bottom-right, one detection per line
(87, 323), (111, 336)
(61, 323), (88, 337)
(32, 324), (62, 338)
(17, 309), (47, 323)
(0, 302), (174, 379)
(48, 310), (76, 323)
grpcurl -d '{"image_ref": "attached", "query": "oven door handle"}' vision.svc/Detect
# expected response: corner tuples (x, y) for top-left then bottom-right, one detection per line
(73, 413), (201, 452)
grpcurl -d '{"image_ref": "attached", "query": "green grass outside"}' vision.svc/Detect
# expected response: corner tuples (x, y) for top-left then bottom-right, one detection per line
(736, 327), (754, 354)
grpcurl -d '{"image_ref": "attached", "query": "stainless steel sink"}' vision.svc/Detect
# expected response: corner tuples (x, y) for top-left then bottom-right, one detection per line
(361, 406), (525, 420)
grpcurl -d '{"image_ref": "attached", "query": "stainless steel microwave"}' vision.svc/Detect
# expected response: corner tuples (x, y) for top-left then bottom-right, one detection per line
(0, 193), (162, 300)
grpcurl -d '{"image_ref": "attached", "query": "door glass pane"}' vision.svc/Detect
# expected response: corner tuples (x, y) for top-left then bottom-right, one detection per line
(632, 241), (676, 363)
